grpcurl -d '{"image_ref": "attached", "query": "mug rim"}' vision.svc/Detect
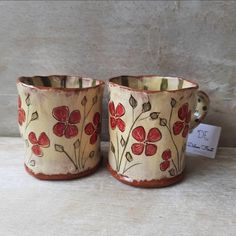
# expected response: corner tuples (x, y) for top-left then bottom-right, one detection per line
(108, 75), (199, 93)
(17, 75), (105, 92)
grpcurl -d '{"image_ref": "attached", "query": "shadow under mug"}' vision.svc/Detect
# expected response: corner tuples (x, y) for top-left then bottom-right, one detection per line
(17, 75), (104, 180)
(107, 75), (210, 188)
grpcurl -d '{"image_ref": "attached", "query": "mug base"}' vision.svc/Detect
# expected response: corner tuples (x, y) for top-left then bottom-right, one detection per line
(107, 163), (185, 188)
(24, 158), (102, 180)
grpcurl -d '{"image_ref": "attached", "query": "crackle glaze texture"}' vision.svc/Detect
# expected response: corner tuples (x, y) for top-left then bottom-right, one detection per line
(108, 76), (209, 187)
(17, 76), (104, 179)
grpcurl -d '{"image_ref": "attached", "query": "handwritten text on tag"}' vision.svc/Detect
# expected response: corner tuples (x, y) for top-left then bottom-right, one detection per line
(186, 123), (221, 158)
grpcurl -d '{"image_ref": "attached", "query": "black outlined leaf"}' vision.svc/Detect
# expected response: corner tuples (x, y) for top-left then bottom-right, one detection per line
(73, 139), (80, 149)
(120, 136), (125, 147)
(111, 142), (115, 153)
(81, 96), (87, 106)
(55, 144), (64, 152)
(31, 111), (38, 121)
(142, 101), (151, 112)
(171, 98), (177, 107)
(89, 151), (95, 158)
(169, 168), (176, 176)
(125, 152), (133, 162)
(160, 118), (167, 126)
(129, 95), (137, 109)
(25, 94), (30, 106)
(150, 112), (160, 120)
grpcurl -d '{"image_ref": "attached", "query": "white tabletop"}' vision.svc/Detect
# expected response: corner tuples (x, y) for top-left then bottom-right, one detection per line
(0, 137), (235, 236)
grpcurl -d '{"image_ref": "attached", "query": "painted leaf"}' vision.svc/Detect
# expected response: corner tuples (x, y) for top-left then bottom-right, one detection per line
(29, 160), (35, 167)
(171, 98), (177, 107)
(111, 142), (115, 153)
(160, 118), (167, 126)
(129, 95), (137, 109)
(25, 139), (29, 147)
(143, 85), (148, 90)
(81, 96), (87, 106)
(150, 112), (159, 120)
(120, 136), (125, 147)
(31, 111), (38, 121)
(25, 94), (30, 106)
(160, 78), (168, 91)
(142, 101), (151, 112)
(73, 139), (80, 149)
(169, 168), (176, 176)
(92, 95), (98, 105)
(55, 144), (64, 152)
(89, 151), (95, 158)
(125, 152), (133, 162)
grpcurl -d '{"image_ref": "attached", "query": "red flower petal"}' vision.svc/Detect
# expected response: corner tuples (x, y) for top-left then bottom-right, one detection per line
(32, 145), (43, 157)
(52, 106), (69, 122)
(93, 112), (100, 126)
(64, 125), (78, 138)
(182, 125), (189, 138)
(178, 103), (188, 121)
(173, 121), (184, 135)
(18, 109), (26, 125)
(28, 132), (38, 144)
(90, 132), (98, 145)
(116, 118), (125, 132)
(185, 110), (191, 123)
(160, 161), (170, 171)
(53, 122), (66, 137)
(18, 96), (21, 108)
(69, 110), (81, 124)
(131, 143), (144, 155)
(162, 149), (171, 160)
(132, 126), (145, 142)
(110, 117), (116, 130)
(145, 144), (157, 156)
(85, 123), (95, 135)
(38, 132), (50, 147)
(116, 103), (125, 117)
(108, 101), (115, 116)
(147, 128), (162, 142)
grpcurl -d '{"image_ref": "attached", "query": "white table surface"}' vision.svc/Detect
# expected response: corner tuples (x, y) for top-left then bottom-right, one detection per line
(0, 137), (235, 236)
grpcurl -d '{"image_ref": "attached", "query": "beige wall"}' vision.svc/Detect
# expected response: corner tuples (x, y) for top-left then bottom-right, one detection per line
(0, 1), (235, 146)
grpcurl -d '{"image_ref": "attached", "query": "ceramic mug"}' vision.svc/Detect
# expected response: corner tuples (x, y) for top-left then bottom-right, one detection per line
(107, 75), (209, 187)
(17, 75), (104, 180)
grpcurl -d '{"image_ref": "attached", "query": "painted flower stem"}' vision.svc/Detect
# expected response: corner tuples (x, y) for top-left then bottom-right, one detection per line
(63, 149), (78, 170)
(171, 159), (178, 174)
(166, 125), (180, 172)
(116, 132), (119, 171)
(123, 163), (141, 174)
(118, 111), (143, 171)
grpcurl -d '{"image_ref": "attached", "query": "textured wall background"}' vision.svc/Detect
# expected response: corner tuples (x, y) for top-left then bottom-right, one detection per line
(0, 1), (235, 146)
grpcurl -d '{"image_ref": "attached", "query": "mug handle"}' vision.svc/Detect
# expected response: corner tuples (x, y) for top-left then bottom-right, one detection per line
(190, 90), (210, 131)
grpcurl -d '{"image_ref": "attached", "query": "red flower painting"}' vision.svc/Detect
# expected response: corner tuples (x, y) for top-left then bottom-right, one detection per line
(28, 132), (50, 157)
(52, 106), (81, 138)
(109, 101), (126, 132)
(173, 103), (191, 138)
(131, 126), (162, 156)
(160, 149), (171, 171)
(85, 112), (101, 144)
(18, 96), (26, 125)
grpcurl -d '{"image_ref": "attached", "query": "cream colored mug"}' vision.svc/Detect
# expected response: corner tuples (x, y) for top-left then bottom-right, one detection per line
(107, 75), (209, 187)
(17, 75), (104, 180)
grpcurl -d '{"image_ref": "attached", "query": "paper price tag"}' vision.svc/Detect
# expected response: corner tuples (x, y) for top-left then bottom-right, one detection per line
(186, 123), (221, 158)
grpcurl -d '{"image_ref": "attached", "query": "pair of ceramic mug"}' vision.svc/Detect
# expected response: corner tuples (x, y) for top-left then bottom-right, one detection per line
(17, 75), (209, 187)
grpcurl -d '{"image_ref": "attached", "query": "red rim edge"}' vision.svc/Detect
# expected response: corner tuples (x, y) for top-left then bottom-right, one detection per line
(107, 162), (185, 188)
(24, 158), (102, 180)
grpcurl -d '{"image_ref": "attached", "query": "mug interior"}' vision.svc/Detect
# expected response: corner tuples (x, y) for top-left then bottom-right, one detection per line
(109, 75), (198, 91)
(18, 75), (102, 89)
